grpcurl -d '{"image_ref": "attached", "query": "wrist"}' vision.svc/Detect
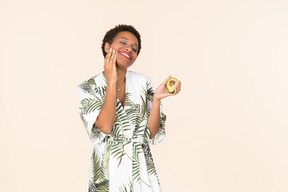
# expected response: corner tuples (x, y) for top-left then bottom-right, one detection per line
(107, 81), (116, 89)
(153, 96), (161, 103)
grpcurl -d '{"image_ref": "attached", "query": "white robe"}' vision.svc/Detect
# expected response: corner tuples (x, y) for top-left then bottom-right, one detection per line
(78, 70), (167, 192)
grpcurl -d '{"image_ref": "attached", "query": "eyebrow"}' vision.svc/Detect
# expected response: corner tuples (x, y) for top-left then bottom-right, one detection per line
(119, 37), (138, 47)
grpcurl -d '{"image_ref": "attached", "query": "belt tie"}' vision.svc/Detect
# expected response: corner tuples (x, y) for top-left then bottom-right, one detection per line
(102, 136), (147, 144)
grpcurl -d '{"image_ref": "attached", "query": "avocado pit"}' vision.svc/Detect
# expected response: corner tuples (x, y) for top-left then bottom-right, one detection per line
(166, 77), (178, 93)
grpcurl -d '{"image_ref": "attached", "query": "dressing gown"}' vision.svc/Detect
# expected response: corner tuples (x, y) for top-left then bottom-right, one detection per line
(78, 70), (167, 192)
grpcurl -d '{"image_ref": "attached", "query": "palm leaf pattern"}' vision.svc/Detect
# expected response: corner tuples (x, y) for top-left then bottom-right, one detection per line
(142, 143), (160, 184)
(79, 71), (166, 191)
(88, 150), (109, 192)
(78, 76), (106, 143)
(119, 179), (132, 192)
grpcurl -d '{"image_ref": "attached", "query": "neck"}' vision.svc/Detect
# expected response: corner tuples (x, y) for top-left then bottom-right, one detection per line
(116, 68), (127, 87)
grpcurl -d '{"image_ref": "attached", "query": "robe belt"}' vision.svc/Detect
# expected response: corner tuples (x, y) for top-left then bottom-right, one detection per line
(102, 135), (147, 144)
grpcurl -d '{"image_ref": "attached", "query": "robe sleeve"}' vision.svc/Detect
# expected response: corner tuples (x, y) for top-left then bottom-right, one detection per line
(78, 81), (106, 143)
(145, 77), (167, 145)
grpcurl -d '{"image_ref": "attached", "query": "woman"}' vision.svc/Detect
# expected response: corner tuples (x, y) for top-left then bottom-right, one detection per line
(78, 24), (181, 192)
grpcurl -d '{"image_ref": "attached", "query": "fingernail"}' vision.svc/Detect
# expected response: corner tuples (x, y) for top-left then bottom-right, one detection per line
(109, 48), (112, 51)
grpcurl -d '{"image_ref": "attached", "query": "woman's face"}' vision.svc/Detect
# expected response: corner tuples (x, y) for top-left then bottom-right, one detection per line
(105, 31), (139, 70)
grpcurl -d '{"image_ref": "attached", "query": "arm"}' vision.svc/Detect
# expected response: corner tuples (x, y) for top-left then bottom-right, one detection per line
(95, 82), (116, 134)
(147, 98), (161, 139)
(94, 48), (118, 134)
(147, 75), (181, 139)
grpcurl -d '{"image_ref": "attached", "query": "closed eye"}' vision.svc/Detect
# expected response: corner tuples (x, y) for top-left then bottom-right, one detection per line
(120, 40), (137, 53)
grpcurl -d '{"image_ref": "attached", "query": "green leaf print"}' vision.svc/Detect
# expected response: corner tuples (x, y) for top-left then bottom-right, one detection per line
(80, 71), (167, 191)
(110, 142), (127, 160)
(103, 143), (111, 178)
(119, 179), (132, 192)
(113, 100), (132, 136)
(94, 85), (107, 101)
(133, 143), (143, 163)
(88, 150), (109, 192)
(142, 143), (157, 176)
(145, 81), (154, 102)
(80, 98), (103, 115)
(79, 81), (94, 96)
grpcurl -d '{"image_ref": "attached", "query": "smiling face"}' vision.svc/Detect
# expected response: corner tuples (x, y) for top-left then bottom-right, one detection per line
(104, 31), (139, 70)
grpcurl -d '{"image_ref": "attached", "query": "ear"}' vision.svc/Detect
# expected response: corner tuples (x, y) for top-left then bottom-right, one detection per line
(104, 42), (111, 53)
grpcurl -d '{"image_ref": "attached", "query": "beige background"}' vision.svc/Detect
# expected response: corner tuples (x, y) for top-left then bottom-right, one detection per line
(1, 0), (288, 191)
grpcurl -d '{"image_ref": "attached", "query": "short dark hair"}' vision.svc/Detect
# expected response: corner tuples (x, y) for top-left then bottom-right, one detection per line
(101, 24), (142, 57)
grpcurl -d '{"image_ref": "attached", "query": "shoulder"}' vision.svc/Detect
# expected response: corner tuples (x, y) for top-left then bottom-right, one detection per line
(127, 70), (152, 84)
(78, 72), (105, 88)
(127, 71), (154, 91)
(78, 72), (107, 100)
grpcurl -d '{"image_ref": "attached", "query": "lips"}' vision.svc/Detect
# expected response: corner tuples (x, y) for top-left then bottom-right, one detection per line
(119, 51), (132, 60)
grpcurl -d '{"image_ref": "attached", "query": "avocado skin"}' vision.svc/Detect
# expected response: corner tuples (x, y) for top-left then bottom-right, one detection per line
(166, 77), (178, 93)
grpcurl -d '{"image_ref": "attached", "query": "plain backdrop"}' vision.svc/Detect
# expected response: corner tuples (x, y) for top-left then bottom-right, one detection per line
(1, 0), (288, 191)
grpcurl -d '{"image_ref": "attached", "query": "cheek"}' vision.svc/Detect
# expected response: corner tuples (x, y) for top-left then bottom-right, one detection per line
(109, 43), (118, 50)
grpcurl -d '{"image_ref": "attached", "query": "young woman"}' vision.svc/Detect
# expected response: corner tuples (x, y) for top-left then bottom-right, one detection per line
(78, 24), (181, 192)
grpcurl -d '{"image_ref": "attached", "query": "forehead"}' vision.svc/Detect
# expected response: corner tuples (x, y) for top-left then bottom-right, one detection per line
(114, 31), (139, 46)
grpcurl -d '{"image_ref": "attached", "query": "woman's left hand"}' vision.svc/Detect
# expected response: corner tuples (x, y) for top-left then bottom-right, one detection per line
(154, 75), (181, 101)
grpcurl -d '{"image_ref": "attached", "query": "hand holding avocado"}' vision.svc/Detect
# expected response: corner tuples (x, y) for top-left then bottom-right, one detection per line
(154, 75), (181, 101)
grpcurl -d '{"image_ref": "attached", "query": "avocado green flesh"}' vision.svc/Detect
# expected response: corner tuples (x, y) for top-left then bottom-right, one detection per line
(166, 78), (178, 93)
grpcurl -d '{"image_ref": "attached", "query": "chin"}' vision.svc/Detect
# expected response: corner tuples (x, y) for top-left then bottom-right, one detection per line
(116, 60), (133, 69)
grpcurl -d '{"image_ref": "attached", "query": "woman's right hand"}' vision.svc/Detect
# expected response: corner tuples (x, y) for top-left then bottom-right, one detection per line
(104, 48), (117, 84)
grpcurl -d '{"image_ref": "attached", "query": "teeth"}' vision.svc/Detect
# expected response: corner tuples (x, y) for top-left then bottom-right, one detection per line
(121, 53), (130, 59)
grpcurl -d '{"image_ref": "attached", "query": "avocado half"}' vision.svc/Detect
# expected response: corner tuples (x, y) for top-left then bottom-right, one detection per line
(166, 77), (178, 93)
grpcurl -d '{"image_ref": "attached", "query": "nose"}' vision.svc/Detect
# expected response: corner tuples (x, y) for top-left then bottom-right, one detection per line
(125, 46), (132, 53)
